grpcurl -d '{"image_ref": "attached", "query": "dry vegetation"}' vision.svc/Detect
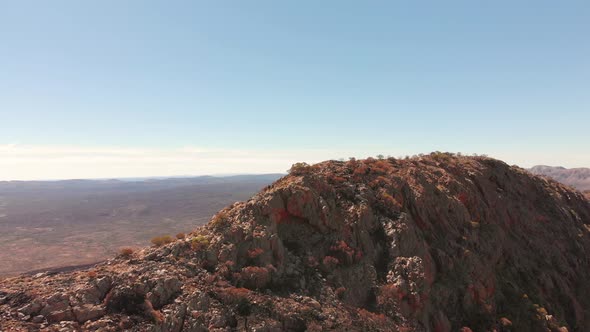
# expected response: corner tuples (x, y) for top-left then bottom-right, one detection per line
(118, 248), (134, 257)
(150, 235), (174, 247)
(190, 235), (210, 250)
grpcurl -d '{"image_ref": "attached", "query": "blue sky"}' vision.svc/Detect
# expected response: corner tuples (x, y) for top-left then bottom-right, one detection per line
(1, 1), (589, 179)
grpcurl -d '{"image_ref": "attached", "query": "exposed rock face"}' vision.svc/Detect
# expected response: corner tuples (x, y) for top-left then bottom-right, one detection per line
(1, 154), (590, 331)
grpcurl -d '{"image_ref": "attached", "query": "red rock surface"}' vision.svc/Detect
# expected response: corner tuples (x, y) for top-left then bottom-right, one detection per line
(1, 153), (590, 331)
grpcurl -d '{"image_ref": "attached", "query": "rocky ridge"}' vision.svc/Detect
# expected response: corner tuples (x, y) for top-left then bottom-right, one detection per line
(1, 153), (590, 331)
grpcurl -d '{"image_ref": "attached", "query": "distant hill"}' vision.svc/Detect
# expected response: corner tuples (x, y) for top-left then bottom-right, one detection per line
(0, 174), (282, 276)
(529, 165), (590, 191)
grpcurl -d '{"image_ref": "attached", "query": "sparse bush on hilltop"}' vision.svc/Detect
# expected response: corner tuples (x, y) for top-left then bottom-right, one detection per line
(151, 235), (174, 247)
(431, 151), (453, 162)
(191, 234), (210, 250)
(175, 233), (185, 239)
(288, 162), (313, 175)
(373, 160), (392, 173)
(352, 163), (369, 177)
(119, 247), (134, 257)
(211, 211), (229, 227)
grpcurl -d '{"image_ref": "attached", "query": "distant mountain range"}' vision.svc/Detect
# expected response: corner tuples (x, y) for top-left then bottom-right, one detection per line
(529, 165), (590, 191)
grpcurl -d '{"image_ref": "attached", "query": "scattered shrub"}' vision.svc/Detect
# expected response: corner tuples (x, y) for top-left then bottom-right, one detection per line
(373, 160), (392, 173)
(176, 233), (185, 239)
(430, 151), (453, 162)
(219, 287), (251, 303)
(345, 158), (360, 172)
(211, 212), (228, 227)
(288, 162), (313, 175)
(240, 266), (271, 289)
(328, 175), (346, 184)
(191, 235), (210, 250)
(151, 235), (174, 247)
(86, 270), (98, 278)
(119, 247), (134, 257)
(353, 164), (369, 176)
(378, 283), (402, 307)
(219, 287), (252, 316)
(380, 192), (401, 210)
(370, 176), (389, 188)
(357, 308), (388, 327)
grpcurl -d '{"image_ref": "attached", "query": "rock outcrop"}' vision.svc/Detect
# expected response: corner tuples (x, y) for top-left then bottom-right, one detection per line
(1, 153), (590, 331)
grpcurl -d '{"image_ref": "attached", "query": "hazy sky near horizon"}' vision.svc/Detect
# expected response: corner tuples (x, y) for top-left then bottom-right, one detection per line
(1, 1), (589, 180)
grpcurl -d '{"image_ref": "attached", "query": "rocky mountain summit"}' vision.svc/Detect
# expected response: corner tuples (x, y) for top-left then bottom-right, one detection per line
(2, 154), (590, 332)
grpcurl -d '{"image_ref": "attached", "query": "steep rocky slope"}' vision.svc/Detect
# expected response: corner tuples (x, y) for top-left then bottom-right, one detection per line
(529, 165), (590, 191)
(2, 154), (590, 332)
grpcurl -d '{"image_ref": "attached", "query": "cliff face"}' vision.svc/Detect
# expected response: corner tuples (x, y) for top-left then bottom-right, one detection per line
(2, 154), (590, 332)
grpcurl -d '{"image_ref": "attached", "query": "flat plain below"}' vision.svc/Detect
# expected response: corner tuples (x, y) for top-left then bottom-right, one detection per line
(0, 174), (281, 276)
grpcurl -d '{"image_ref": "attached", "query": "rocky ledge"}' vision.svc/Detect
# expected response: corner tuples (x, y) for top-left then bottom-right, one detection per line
(1, 153), (590, 331)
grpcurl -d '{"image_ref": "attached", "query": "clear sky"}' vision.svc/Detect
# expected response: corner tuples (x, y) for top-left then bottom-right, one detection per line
(1, 1), (589, 180)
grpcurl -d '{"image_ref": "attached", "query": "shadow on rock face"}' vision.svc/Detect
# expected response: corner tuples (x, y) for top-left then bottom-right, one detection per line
(105, 286), (146, 315)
